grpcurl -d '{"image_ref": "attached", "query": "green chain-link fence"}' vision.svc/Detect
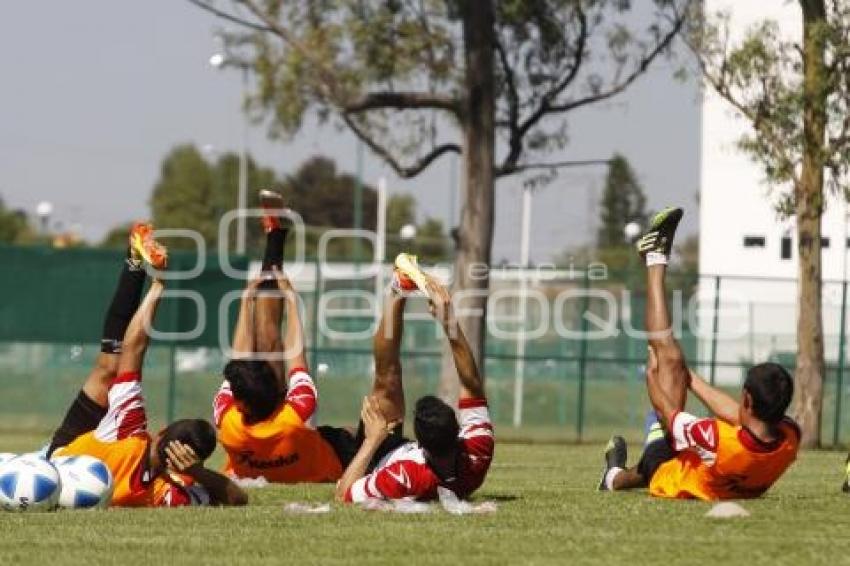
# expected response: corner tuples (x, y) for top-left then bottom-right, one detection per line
(1, 245), (848, 445)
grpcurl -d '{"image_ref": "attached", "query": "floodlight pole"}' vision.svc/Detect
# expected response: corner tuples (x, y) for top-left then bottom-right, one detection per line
(236, 66), (249, 256)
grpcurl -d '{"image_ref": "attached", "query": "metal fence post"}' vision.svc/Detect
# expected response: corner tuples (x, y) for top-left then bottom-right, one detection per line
(310, 256), (323, 372)
(834, 280), (848, 446)
(709, 275), (721, 386)
(576, 271), (591, 442)
(166, 257), (181, 424)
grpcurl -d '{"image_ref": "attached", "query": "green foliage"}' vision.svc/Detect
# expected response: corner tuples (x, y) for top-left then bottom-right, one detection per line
(597, 154), (647, 248)
(386, 194), (415, 236)
(148, 144), (278, 251)
(128, 145), (443, 261)
(693, 3), (850, 213)
(0, 197), (37, 245)
(215, 0), (690, 178)
(279, 156), (377, 231)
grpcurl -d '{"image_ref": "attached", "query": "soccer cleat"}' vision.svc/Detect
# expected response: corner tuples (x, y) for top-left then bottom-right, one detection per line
(393, 253), (430, 294)
(597, 435), (627, 491)
(129, 222), (168, 270)
(842, 454), (850, 493)
(259, 189), (288, 233)
(636, 207), (684, 259)
(390, 269), (421, 296)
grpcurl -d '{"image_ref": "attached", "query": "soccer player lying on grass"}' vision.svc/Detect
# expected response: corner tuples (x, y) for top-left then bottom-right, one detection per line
(598, 207), (799, 500)
(333, 254), (494, 503)
(213, 190), (343, 483)
(47, 224), (247, 507)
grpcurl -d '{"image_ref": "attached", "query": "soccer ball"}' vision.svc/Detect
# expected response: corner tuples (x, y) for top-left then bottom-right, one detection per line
(0, 455), (61, 512)
(0, 453), (16, 466)
(51, 456), (114, 509)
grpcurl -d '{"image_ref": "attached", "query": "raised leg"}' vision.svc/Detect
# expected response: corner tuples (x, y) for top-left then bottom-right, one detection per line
(371, 295), (407, 424)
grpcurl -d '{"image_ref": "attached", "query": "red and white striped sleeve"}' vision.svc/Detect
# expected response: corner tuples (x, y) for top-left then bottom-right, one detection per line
(213, 380), (235, 428)
(284, 368), (318, 427)
(458, 398), (495, 460)
(94, 372), (147, 442)
(345, 460), (437, 503)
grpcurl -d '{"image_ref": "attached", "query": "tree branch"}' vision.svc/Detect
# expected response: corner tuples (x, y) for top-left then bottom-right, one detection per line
(344, 92), (461, 115)
(682, 28), (801, 188)
(497, 159), (611, 177)
(341, 113), (460, 178)
(498, 4), (589, 175)
(547, 3), (690, 114)
(185, 0), (273, 33)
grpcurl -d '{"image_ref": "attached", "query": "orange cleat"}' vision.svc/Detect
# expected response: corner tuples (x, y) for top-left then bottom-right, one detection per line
(129, 222), (168, 270)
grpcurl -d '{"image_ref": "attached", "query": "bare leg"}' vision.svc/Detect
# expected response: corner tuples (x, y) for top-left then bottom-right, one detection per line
(255, 287), (285, 384)
(645, 264), (688, 421)
(371, 295), (407, 424)
(612, 468), (648, 490)
(117, 280), (164, 376)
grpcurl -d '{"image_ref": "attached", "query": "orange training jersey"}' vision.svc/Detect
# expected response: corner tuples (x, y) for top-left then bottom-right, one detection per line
(649, 412), (800, 500)
(213, 368), (342, 483)
(54, 372), (204, 507)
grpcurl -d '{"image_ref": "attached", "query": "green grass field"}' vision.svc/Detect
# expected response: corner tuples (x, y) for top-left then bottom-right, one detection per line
(0, 431), (848, 566)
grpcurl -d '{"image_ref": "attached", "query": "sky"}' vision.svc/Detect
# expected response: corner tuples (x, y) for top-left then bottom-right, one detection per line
(0, 1), (700, 264)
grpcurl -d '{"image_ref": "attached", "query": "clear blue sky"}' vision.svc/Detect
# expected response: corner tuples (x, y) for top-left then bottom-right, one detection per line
(0, 0), (700, 263)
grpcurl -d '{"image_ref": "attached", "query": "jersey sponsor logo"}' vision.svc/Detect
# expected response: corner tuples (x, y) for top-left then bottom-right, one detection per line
(691, 420), (717, 451)
(385, 466), (411, 489)
(236, 450), (299, 469)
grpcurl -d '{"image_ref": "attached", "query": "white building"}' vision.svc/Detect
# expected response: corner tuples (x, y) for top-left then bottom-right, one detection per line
(699, 0), (849, 381)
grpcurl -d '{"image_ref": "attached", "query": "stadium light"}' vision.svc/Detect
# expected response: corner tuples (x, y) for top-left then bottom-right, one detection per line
(36, 201), (53, 234)
(208, 50), (251, 256)
(399, 224), (417, 241)
(624, 221), (641, 242)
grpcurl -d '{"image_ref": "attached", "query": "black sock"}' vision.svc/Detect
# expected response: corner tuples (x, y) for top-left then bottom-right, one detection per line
(100, 260), (146, 353)
(260, 228), (288, 289)
(47, 391), (108, 457)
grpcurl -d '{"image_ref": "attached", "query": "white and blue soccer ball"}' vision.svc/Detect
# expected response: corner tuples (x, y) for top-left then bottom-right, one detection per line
(0, 453), (17, 467)
(51, 455), (114, 509)
(0, 454), (61, 512)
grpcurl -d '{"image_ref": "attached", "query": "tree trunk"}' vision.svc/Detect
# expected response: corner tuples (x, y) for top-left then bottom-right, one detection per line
(792, 0), (827, 448)
(438, 1), (496, 402)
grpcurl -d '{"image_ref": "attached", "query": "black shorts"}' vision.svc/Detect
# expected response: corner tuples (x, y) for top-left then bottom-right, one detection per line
(318, 421), (409, 473)
(636, 438), (676, 483)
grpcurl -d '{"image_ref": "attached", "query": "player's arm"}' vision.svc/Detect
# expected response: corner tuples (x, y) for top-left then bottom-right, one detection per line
(165, 441), (248, 506)
(272, 268), (309, 383)
(335, 396), (391, 502)
(688, 368), (741, 425)
(425, 280), (484, 400)
(645, 345), (684, 427)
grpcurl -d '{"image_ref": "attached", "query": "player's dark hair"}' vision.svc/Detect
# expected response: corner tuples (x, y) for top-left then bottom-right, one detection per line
(223, 359), (282, 422)
(743, 362), (794, 424)
(413, 395), (459, 456)
(157, 419), (217, 465)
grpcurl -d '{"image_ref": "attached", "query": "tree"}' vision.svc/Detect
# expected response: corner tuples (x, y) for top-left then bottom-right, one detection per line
(597, 154), (647, 248)
(386, 194), (416, 237)
(690, 1), (850, 446)
(190, 0), (693, 398)
(280, 156), (377, 231)
(149, 144), (277, 250)
(415, 217), (449, 264)
(0, 197), (36, 244)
